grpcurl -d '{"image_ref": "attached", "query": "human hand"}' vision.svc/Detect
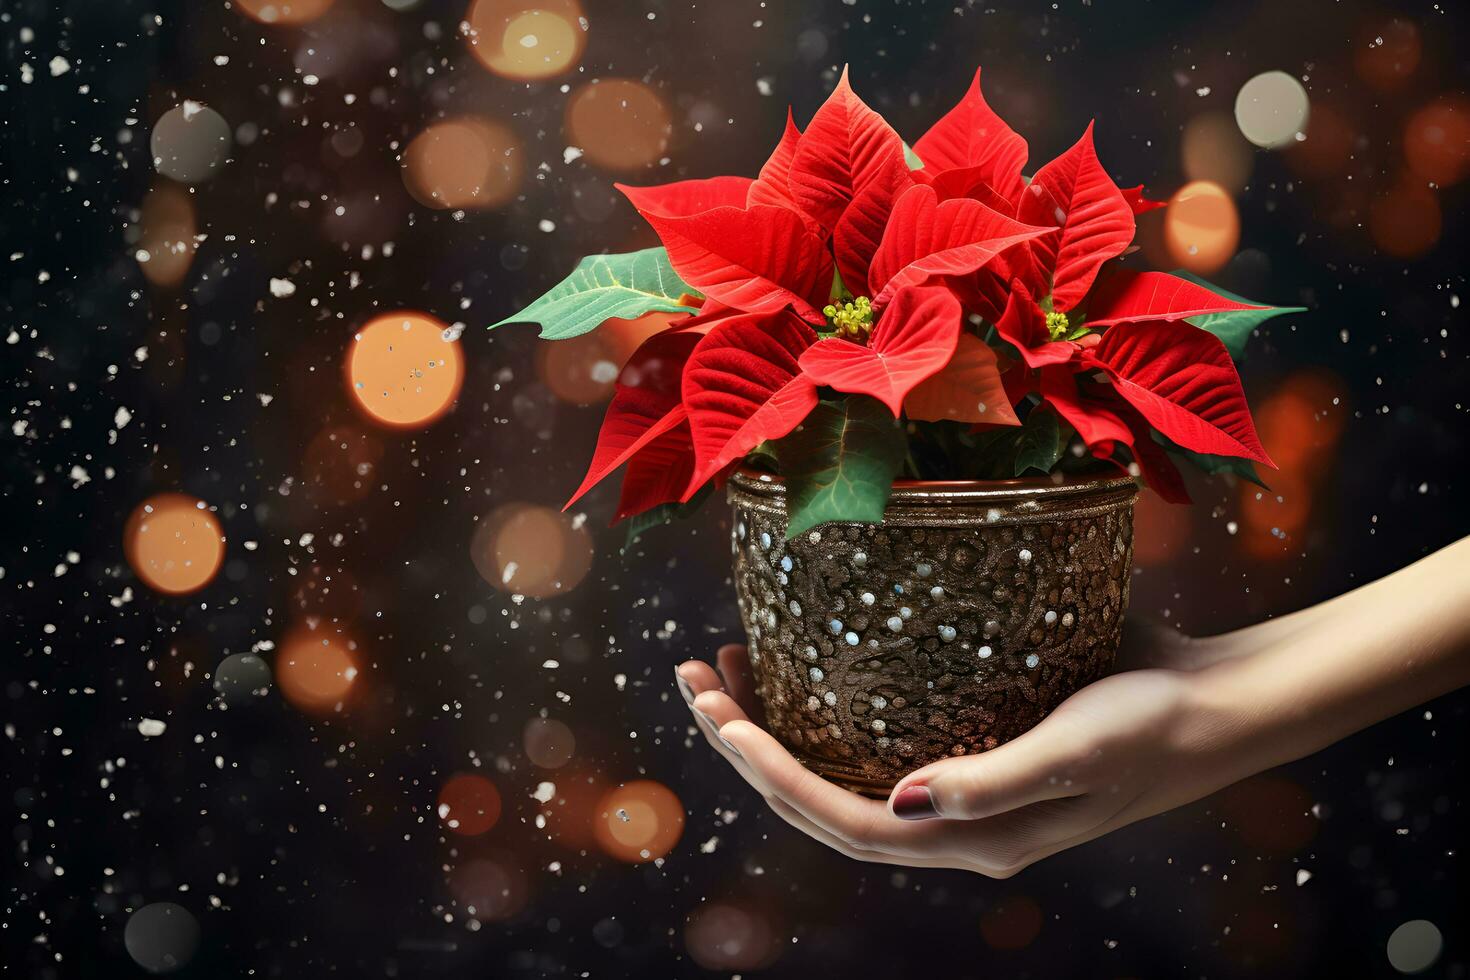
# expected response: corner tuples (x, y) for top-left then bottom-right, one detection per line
(674, 624), (1264, 877)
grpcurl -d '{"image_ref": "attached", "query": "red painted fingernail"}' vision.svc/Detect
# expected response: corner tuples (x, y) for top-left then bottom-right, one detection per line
(891, 785), (938, 820)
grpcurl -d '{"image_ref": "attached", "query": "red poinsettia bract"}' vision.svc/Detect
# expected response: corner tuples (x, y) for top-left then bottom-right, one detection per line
(568, 67), (1277, 518)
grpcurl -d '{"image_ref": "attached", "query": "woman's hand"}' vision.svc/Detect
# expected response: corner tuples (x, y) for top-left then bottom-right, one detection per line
(675, 537), (1470, 875)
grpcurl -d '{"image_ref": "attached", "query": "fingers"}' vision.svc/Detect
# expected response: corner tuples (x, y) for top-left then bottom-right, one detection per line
(675, 661), (724, 699)
(715, 644), (765, 722)
(717, 720), (943, 856)
(888, 720), (1086, 822)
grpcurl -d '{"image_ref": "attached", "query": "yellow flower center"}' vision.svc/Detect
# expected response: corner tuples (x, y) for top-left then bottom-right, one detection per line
(1045, 310), (1070, 341)
(824, 295), (875, 340)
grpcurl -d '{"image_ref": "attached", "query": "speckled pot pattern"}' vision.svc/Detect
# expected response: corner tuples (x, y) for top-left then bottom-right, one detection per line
(728, 471), (1139, 796)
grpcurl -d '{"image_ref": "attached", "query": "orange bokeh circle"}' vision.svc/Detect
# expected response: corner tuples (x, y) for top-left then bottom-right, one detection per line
(439, 773), (503, 836)
(470, 503), (594, 599)
(1404, 98), (1470, 187)
(401, 116), (522, 211)
(1369, 180), (1441, 259)
(536, 310), (684, 404)
(124, 494), (226, 595)
(593, 780), (684, 863)
(1354, 17), (1421, 92)
(1164, 180), (1239, 276)
(464, 0), (586, 80)
(346, 312), (465, 428)
(235, 0), (335, 25)
(566, 79), (672, 171)
(276, 624), (360, 713)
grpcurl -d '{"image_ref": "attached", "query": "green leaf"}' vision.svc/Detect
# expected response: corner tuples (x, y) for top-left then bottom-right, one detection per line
(1013, 407), (1062, 476)
(1173, 270), (1307, 361)
(776, 396), (907, 539)
(1153, 432), (1270, 490)
(621, 486), (713, 549)
(902, 142), (924, 170)
(490, 248), (700, 340)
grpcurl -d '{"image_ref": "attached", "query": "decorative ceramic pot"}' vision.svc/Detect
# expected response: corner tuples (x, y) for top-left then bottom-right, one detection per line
(727, 470), (1139, 796)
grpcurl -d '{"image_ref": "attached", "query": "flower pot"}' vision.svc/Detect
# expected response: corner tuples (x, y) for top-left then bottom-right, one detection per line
(727, 470), (1139, 797)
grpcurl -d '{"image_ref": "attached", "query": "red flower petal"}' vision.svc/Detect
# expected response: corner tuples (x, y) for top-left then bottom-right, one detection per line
(798, 284), (962, 416)
(565, 330), (702, 508)
(747, 109), (806, 214)
(903, 332), (1020, 425)
(1040, 366), (1133, 448)
(617, 176), (754, 219)
(617, 419), (697, 520)
(913, 68), (1028, 208)
(833, 168), (914, 298)
(1086, 320), (1275, 466)
(640, 203), (832, 321)
(1017, 123), (1135, 312)
(787, 67), (909, 233)
(1119, 184), (1167, 215)
(1122, 416), (1190, 503)
(992, 281), (1078, 368)
(1085, 270), (1266, 328)
(868, 184), (1053, 308)
(682, 311), (817, 494)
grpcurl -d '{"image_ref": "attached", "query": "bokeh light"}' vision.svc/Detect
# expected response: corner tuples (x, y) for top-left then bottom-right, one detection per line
(1234, 71), (1310, 150)
(235, 0), (335, 24)
(537, 769), (606, 850)
(470, 503), (594, 599)
(464, 0), (586, 80)
(523, 717), (576, 769)
(536, 310), (684, 404)
(593, 780), (684, 863)
(124, 494), (226, 595)
(1354, 17), (1421, 91)
(401, 116), (522, 211)
(124, 902), (200, 974)
(1164, 180), (1239, 275)
(1404, 97), (1470, 187)
(438, 773), (502, 836)
(684, 901), (781, 970)
(150, 102), (232, 184)
(1131, 481), (1193, 566)
(1181, 111), (1254, 193)
(346, 312), (465, 428)
(303, 422), (384, 505)
(1368, 179), (1441, 259)
(1386, 919), (1443, 974)
(276, 624), (360, 713)
(135, 184), (197, 288)
(566, 79), (672, 171)
(1285, 101), (1356, 179)
(213, 653), (273, 707)
(449, 855), (530, 922)
(979, 895), (1043, 950)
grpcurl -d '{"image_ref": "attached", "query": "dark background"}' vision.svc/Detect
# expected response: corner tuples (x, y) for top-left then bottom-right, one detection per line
(2, 0), (1467, 976)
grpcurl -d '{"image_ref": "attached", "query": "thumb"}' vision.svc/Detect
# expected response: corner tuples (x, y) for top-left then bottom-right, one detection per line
(888, 723), (1086, 821)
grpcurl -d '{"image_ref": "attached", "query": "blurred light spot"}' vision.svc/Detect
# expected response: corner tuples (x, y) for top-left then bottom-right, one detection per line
(566, 79), (671, 171)
(594, 780), (684, 863)
(1234, 71), (1309, 149)
(537, 310), (682, 404)
(303, 422), (383, 504)
(1285, 102), (1356, 179)
(524, 717), (576, 768)
(449, 856), (529, 921)
(470, 503), (594, 599)
(539, 768), (605, 849)
(402, 116), (522, 210)
(465, 0), (585, 80)
(236, 0), (334, 23)
(1131, 483), (1192, 566)
(1369, 180), (1441, 258)
(213, 653), (273, 707)
(685, 901), (781, 970)
(276, 624), (359, 713)
(125, 494), (226, 595)
(979, 895), (1043, 950)
(135, 184), (197, 288)
(1181, 112), (1254, 193)
(1354, 18), (1421, 92)
(151, 103), (232, 183)
(1387, 920), (1443, 974)
(346, 312), (465, 428)
(1164, 180), (1238, 275)
(125, 902), (200, 974)
(1404, 97), (1470, 187)
(439, 773), (502, 836)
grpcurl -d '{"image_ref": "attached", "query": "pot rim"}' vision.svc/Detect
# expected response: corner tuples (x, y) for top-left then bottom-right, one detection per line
(729, 466), (1138, 504)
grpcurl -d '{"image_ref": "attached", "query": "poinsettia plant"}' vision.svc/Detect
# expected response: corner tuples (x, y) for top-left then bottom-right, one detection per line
(492, 68), (1301, 538)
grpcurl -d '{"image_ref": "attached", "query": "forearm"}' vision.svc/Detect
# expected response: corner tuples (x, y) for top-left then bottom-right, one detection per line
(1193, 536), (1470, 776)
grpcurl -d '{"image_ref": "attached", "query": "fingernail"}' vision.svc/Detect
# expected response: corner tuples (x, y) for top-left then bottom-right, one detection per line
(692, 705), (718, 732)
(716, 730), (743, 759)
(674, 668), (695, 706)
(891, 785), (938, 820)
